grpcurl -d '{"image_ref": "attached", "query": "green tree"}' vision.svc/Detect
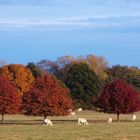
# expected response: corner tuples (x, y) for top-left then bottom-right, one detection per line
(108, 65), (140, 91)
(64, 63), (101, 109)
(36, 54), (108, 83)
(26, 62), (42, 78)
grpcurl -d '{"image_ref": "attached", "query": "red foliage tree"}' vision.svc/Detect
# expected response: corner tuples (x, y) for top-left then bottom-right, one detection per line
(22, 73), (73, 118)
(0, 76), (20, 122)
(96, 79), (140, 121)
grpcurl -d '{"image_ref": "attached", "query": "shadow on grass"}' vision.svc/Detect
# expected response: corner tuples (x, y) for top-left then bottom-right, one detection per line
(0, 119), (138, 125)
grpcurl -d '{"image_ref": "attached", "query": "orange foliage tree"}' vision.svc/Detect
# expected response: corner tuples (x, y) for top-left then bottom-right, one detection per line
(0, 76), (20, 122)
(21, 73), (73, 118)
(0, 64), (34, 95)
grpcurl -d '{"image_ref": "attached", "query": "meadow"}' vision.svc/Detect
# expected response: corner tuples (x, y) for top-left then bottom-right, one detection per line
(0, 111), (140, 140)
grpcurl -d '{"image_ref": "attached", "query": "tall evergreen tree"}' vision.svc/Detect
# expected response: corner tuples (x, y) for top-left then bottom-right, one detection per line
(64, 63), (101, 109)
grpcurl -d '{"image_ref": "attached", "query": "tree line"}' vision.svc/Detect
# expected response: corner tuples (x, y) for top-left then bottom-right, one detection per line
(0, 54), (140, 122)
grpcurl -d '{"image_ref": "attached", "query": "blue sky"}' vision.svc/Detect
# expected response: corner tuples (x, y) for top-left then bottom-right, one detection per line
(0, 0), (140, 67)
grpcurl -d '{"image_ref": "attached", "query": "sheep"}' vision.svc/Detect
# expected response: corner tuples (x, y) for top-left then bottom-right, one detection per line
(107, 117), (112, 123)
(68, 109), (76, 117)
(44, 118), (53, 126)
(77, 108), (82, 112)
(132, 114), (136, 121)
(78, 118), (88, 125)
(69, 111), (76, 117)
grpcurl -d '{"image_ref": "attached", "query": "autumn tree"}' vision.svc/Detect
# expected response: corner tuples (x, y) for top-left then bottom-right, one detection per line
(56, 55), (108, 82)
(21, 73), (73, 118)
(56, 55), (108, 81)
(37, 54), (108, 82)
(84, 55), (108, 81)
(64, 63), (101, 109)
(0, 76), (20, 122)
(0, 64), (34, 95)
(26, 62), (42, 78)
(96, 79), (140, 121)
(56, 55), (75, 69)
(37, 59), (59, 75)
(107, 65), (140, 90)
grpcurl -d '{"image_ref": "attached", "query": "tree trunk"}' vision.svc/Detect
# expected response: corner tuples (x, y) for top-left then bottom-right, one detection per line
(117, 113), (119, 122)
(44, 114), (47, 119)
(2, 113), (4, 123)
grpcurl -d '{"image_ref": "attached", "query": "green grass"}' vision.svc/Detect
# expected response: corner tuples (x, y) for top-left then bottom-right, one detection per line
(0, 111), (140, 140)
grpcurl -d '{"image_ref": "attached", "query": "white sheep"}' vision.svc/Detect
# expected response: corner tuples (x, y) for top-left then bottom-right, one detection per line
(69, 111), (76, 117)
(78, 118), (88, 125)
(77, 108), (82, 112)
(44, 118), (53, 126)
(107, 117), (112, 123)
(132, 114), (136, 121)
(68, 109), (76, 117)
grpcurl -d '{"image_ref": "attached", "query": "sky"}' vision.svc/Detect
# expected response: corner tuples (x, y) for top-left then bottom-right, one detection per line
(0, 0), (140, 67)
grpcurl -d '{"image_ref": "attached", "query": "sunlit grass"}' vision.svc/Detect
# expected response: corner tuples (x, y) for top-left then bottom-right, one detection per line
(0, 111), (140, 140)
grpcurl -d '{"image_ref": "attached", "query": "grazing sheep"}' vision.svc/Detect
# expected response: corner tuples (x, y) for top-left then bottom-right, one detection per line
(77, 108), (82, 112)
(107, 117), (112, 123)
(78, 118), (88, 125)
(70, 111), (76, 117)
(44, 119), (53, 126)
(68, 109), (75, 117)
(132, 114), (136, 121)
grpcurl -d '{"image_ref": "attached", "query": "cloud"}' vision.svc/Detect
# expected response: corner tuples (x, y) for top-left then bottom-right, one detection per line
(0, 18), (91, 29)
(0, 0), (140, 7)
(0, 16), (140, 31)
(0, 0), (140, 21)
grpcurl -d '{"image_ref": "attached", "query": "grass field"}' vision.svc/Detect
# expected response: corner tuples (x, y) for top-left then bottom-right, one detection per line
(0, 111), (140, 140)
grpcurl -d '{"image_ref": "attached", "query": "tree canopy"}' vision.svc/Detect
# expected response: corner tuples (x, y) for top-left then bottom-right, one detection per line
(107, 65), (140, 91)
(96, 79), (140, 121)
(0, 64), (34, 95)
(37, 55), (108, 82)
(21, 73), (73, 118)
(26, 62), (42, 78)
(64, 63), (101, 109)
(0, 76), (20, 122)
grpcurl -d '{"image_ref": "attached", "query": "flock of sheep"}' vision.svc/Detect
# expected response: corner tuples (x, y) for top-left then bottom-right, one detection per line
(44, 108), (137, 126)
